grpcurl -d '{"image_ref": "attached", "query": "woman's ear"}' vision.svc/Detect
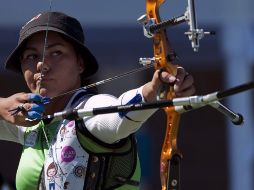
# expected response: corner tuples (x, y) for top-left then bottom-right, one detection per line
(77, 54), (85, 74)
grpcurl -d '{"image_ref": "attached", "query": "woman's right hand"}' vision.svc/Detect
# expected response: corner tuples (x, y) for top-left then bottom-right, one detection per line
(0, 93), (48, 127)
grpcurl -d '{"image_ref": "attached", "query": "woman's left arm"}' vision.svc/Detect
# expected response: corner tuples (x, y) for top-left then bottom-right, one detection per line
(82, 67), (195, 144)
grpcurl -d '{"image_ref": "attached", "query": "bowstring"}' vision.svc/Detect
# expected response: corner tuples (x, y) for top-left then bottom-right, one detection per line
(40, 0), (67, 182)
(38, 0), (53, 94)
(50, 63), (154, 100)
(40, 0), (53, 149)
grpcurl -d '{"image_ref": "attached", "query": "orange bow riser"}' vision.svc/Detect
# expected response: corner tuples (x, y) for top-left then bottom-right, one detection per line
(145, 1), (182, 190)
(140, 0), (216, 189)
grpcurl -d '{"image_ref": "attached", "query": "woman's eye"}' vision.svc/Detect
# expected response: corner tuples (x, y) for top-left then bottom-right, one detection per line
(51, 51), (62, 57)
(21, 54), (38, 63)
(27, 54), (37, 60)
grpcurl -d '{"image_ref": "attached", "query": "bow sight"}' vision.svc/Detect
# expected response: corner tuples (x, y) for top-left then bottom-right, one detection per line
(137, 0), (215, 52)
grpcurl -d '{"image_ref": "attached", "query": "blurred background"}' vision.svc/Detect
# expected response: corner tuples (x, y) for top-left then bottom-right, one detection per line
(0, 0), (254, 189)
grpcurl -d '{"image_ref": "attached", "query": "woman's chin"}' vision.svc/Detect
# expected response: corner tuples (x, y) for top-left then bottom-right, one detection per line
(38, 88), (60, 98)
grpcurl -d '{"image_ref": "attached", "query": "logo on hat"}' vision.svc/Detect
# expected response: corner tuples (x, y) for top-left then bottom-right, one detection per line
(22, 13), (42, 29)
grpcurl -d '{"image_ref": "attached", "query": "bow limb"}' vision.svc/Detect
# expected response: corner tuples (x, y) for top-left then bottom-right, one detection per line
(146, 1), (182, 190)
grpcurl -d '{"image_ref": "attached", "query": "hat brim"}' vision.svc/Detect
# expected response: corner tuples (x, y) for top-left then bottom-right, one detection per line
(5, 26), (98, 79)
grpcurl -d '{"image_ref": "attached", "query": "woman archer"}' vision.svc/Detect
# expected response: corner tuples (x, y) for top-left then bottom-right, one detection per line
(0, 11), (195, 190)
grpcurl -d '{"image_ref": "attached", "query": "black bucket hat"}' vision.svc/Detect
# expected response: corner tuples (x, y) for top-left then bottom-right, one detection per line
(5, 11), (98, 78)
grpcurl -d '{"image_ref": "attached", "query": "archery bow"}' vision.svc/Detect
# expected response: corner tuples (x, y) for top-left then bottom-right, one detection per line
(137, 0), (214, 189)
(143, 1), (182, 189)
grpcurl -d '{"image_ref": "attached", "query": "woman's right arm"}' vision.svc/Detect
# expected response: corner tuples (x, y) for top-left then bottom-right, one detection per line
(0, 120), (25, 144)
(0, 95), (32, 144)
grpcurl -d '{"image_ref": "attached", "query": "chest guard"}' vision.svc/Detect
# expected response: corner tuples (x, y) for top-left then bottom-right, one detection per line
(76, 118), (141, 190)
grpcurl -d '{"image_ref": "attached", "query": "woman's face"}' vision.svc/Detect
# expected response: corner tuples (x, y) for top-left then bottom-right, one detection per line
(20, 31), (84, 98)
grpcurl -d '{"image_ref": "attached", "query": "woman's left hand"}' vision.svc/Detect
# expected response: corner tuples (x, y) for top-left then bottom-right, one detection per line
(142, 66), (195, 102)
